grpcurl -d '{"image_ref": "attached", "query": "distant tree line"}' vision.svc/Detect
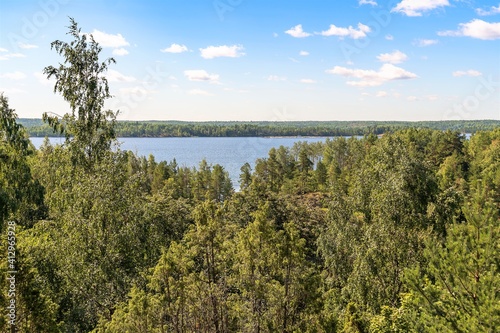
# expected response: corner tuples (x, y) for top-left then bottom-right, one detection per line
(19, 118), (500, 138)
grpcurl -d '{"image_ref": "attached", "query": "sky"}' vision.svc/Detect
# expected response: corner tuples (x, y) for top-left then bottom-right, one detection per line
(0, 0), (499, 121)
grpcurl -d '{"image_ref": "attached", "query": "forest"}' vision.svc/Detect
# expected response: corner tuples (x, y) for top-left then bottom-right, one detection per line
(19, 118), (500, 138)
(1, 19), (499, 332)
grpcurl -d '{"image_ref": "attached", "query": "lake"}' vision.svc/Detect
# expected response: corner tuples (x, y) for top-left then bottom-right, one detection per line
(30, 136), (334, 189)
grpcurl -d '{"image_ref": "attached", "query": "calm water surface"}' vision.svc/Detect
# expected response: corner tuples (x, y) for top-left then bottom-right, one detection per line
(30, 137), (334, 189)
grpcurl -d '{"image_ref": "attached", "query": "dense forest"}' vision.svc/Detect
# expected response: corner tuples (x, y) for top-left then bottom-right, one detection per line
(20, 118), (500, 138)
(1, 19), (499, 332)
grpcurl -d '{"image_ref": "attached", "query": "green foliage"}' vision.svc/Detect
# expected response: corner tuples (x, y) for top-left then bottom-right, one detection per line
(4, 30), (500, 331)
(404, 188), (500, 332)
(42, 17), (117, 169)
(23, 119), (500, 138)
(0, 93), (46, 229)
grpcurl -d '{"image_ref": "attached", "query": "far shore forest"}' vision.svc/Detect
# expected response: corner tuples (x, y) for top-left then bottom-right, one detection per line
(1, 19), (499, 333)
(19, 118), (500, 137)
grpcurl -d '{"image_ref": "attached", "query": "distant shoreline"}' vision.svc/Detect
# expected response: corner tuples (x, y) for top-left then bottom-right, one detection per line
(20, 119), (499, 138)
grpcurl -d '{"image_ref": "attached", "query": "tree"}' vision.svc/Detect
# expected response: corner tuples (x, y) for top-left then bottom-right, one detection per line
(404, 187), (500, 332)
(0, 93), (29, 153)
(0, 93), (46, 229)
(0, 94), (54, 331)
(239, 162), (252, 191)
(43, 17), (117, 169)
(315, 160), (327, 188)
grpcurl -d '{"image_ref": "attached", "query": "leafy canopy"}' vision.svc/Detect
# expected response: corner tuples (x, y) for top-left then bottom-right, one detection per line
(43, 17), (117, 168)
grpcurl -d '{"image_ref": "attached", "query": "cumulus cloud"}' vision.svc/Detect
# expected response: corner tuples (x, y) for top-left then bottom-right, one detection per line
(300, 79), (316, 84)
(112, 48), (129, 56)
(392, 0), (450, 17)
(199, 45), (244, 59)
(161, 43), (189, 53)
(7, 53), (25, 58)
(184, 70), (220, 83)
(34, 72), (55, 86)
(0, 87), (25, 94)
(376, 91), (388, 97)
(188, 89), (213, 96)
(476, 5), (500, 16)
(438, 19), (500, 40)
(86, 29), (130, 48)
(414, 38), (438, 47)
(285, 24), (311, 38)
(267, 75), (287, 81)
(18, 42), (38, 49)
(107, 69), (136, 83)
(452, 70), (482, 77)
(318, 23), (370, 39)
(0, 71), (26, 80)
(359, 0), (377, 6)
(119, 87), (149, 96)
(299, 50), (309, 56)
(0, 48), (7, 52)
(0, 53), (25, 61)
(377, 50), (408, 64)
(326, 63), (418, 87)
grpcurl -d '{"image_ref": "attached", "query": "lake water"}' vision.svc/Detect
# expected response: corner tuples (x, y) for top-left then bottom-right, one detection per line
(30, 137), (334, 189)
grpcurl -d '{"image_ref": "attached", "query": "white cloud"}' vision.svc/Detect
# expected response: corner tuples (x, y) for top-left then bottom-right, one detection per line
(0, 48), (7, 52)
(267, 75), (287, 81)
(406, 94), (439, 101)
(188, 89), (213, 96)
(285, 24), (311, 38)
(34, 72), (54, 86)
(0, 53), (26, 60)
(18, 42), (38, 49)
(87, 29), (130, 48)
(452, 70), (482, 77)
(184, 70), (220, 83)
(476, 5), (500, 16)
(438, 19), (500, 40)
(119, 87), (149, 96)
(300, 79), (316, 84)
(377, 50), (408, 64)
(299, 50), (309, 56)
(7, 53), (25, 58)
(199, 45), (244, 59)
(414, 38), (438, 47)
(0, 87), (25, 94)
(392, 0), (449, 16)
(107, 69), (136, 83)
(385, 34), (394, 40)
(112, 48), (129, 56)
(161, 43), (189, 53)
(0, 71), (26, 80)
(376, 91), (388, 97)
(326, 63), (418, 87)
(318, 23), (370, 39)
(223, 87), (249, 93)
(359, 0), (377, 6)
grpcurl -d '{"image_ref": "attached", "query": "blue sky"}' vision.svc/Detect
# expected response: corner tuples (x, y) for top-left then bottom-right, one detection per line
(0, 0), (499, 121)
